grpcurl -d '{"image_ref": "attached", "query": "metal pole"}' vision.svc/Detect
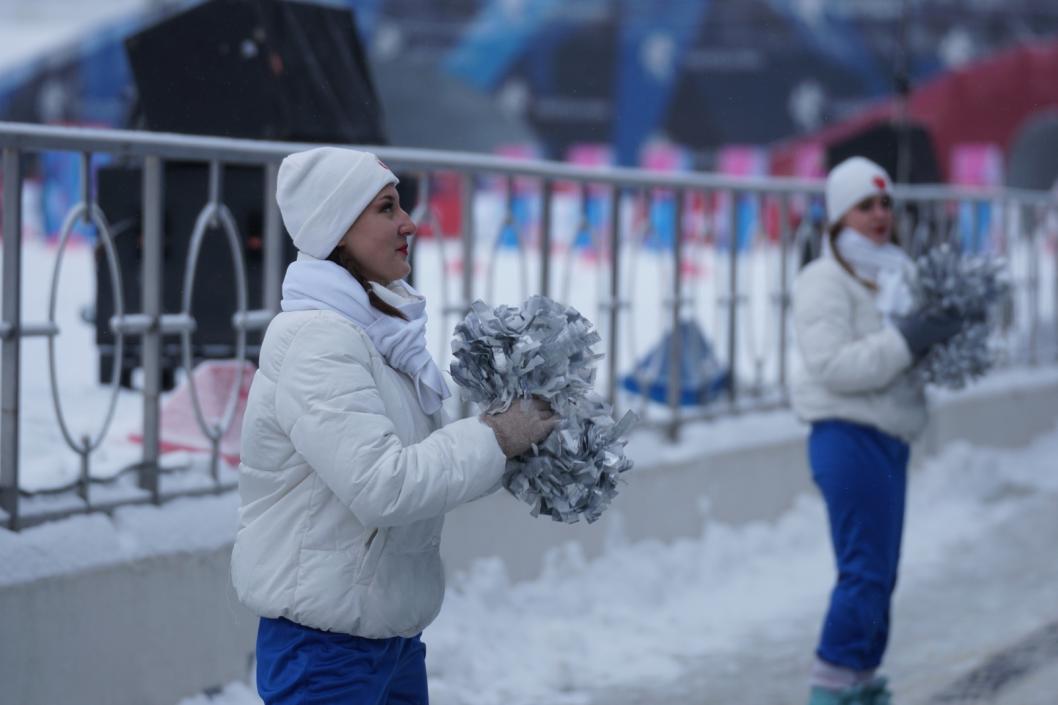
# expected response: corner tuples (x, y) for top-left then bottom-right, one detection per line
(262, 162), (283, 314)
(934, 199), (948, 248)
(1026, 203), (1040, 365)
(667, 189), (684, 441)
(967, 198), (980, 254)
(1, 147), (23, 529)
(894, 0), (912, 186)
(539, 178), (552, 298)
(1052, 203), (1058, 363)
(777, 195), (791, 394)
(607, 185), (622, 407)
(727, 190), (739, 406)
(140, 156), (163, 501)
(459, 172), (476, 418)
(460, 172), (476, 310)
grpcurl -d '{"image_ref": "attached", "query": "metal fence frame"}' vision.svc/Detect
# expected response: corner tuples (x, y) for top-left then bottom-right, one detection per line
(1, 121), (1056, 530)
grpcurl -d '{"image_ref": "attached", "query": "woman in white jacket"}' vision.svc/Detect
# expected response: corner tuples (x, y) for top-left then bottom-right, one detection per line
(231, 147), (554, 705)
(792, 157), (963, 705)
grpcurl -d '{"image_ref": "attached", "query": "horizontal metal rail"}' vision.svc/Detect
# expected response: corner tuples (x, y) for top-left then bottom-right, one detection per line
(0, 121), (1055, 529)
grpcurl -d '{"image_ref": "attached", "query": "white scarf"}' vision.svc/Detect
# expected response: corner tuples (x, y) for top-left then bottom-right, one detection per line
(280, 256), (450, 416)
(824, 227), (915, 318)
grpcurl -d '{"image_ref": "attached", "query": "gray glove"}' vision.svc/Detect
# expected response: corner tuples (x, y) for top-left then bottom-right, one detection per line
(480, 398), (558, 458)
(895, 310), (963, 361)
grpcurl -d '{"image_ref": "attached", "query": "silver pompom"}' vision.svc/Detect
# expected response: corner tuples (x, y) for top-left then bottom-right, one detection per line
(908, 244), (1012, 389)
(450, 296), (638, 523)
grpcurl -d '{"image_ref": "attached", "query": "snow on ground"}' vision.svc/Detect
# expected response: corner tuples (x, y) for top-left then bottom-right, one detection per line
(0, 490), (238, 586)
(8, 387), (1052, 704)
(156, 419), (1058, 705)
(1, 202), (1054, 704)
(425, 425), (1058, 705)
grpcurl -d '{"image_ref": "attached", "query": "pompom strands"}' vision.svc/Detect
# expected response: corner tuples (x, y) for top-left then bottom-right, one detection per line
(450, 296), (638, 524)
(908, 244), (1012, 389)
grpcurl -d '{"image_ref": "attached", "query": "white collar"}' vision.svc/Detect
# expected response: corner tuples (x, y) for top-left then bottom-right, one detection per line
(280, 258), (449, 415)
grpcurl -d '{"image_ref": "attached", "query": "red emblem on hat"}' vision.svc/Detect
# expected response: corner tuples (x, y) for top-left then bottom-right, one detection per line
(873, 176), (887, 190)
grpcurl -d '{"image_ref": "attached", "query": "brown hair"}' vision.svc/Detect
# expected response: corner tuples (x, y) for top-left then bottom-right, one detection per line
(327, 244), (408, 320)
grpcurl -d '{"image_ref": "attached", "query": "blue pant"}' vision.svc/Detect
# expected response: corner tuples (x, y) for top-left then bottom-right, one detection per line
(809, 420), (909, 672)
(256, 617), (428, 705)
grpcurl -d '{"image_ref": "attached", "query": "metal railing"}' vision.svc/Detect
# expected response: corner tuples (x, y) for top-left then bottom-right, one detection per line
(1, 121), (1056, 530)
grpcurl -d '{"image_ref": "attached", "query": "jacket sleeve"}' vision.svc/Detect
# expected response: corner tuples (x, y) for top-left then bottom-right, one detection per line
(274, 318), (507, 528)
(793, 264), (913, 394)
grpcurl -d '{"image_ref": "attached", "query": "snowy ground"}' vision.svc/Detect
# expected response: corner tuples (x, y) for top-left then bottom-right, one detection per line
(169, 421), (1058, 705)
(4, 233), (1054, 704)
(2, 200), (1055, 705)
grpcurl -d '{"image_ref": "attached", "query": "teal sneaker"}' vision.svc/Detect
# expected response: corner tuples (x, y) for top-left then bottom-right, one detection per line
(808, 685), (848, 705)
(859, 677), (892, 705)
(808, 677), (892, 705)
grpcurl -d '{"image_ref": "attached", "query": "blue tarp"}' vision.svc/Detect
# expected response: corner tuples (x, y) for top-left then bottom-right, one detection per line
(621, 319), (731, 406)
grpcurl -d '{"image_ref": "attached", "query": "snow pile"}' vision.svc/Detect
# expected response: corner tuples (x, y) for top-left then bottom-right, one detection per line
(421, 423), (1058, 705)
(0, 493), (239, 587)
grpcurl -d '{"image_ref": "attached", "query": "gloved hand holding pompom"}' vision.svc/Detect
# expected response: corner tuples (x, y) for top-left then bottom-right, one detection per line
(451, 296), (637, 523)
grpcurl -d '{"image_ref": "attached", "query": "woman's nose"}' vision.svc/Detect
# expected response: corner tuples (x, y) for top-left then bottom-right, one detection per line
(400, 210), (417, 236)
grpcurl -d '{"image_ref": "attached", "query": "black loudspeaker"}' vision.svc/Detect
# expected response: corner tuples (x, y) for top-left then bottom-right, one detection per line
(94, 163), (299, 389)
(826, 121), (941, 184)
(124, 0), (387, 144)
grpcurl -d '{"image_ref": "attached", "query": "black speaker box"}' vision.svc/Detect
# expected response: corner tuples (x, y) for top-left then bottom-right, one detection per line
(124, 0), (387, 144)
(94, 162), (299, 388)
(826, 122), (941, 184)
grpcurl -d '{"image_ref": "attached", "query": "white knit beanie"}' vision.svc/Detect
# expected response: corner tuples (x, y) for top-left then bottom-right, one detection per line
(276, 147), (398, 259)
(825, 156), (892, 225)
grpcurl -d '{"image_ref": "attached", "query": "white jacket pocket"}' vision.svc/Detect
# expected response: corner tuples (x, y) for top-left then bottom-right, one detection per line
(355, 528), (389, 585)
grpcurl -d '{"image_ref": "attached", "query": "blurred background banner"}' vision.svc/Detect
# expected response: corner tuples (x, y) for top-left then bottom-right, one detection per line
(4, 0), (1056, 396)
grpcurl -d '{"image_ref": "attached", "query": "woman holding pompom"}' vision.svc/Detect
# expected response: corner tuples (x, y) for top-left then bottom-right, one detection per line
(231, 147), (555, 704)
(791, 157), (968, 705)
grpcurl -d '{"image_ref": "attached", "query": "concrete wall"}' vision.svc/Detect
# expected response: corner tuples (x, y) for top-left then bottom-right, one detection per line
(2, 370), (1056, 705)
(0, 544), (258, 705)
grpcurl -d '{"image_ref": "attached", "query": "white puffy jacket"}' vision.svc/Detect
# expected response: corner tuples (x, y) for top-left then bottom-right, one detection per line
(231, 309), (507, 638)
(791, 257), (927, 442)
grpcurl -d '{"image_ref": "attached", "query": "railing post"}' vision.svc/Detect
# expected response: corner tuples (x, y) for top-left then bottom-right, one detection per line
(459, 172), (476, 418)
(1025, 202), (1040, 365)
(667, 189), (684, 441)
(460, 172), (476, 312)
(727, 189), (739, 407)
(1052, 202), (1058, 363)
(140, 156), (163, 502)
(607, 185), (621, 407)
(968, 197), (981, 253)
(777, 194), (791, 396)
(262, 162), (283, 314)
(539, 178), (552, 298)
(1, 147), (22, 529)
